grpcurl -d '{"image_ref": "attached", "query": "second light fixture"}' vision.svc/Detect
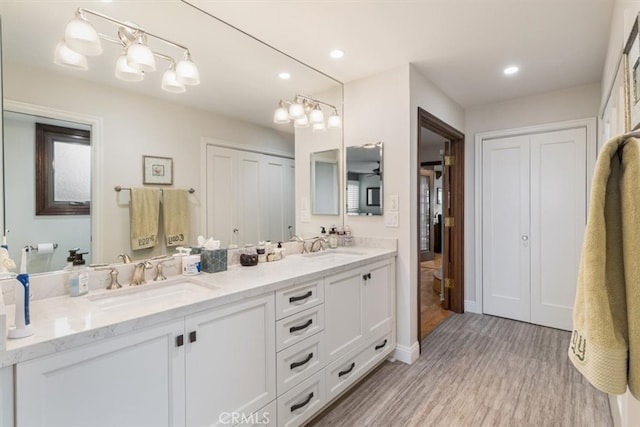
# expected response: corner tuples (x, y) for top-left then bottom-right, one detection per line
(274, 95), (342, 132)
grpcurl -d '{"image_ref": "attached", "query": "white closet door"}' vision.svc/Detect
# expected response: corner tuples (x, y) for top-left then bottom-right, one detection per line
(237, 151), (264, 245)
(482, 135), (531, 322)
(530, 128), (586, 330)
(206, 146), (237, 247)
(262, 155), (289, 242)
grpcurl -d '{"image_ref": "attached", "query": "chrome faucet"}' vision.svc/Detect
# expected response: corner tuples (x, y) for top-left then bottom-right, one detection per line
(309, 237), (327, 253)
(118, 253), (133, 264)
(153, 257), (173, 281)
(130, 261), (153, 285)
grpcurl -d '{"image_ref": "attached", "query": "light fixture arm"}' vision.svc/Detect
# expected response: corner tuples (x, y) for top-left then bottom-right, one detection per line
(294, 94), (338, 112)
(77, 8), (190, 53)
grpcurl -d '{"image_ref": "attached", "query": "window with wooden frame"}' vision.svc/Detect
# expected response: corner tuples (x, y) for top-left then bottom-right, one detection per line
(35, 123), (91, 215)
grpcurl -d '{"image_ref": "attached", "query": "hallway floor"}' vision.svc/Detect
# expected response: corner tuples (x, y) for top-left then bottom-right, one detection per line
(420, 254), (452, 340)
(308, 313), (612, 427)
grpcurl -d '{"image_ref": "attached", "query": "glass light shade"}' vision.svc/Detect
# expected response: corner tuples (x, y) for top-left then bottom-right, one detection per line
(327, 113), (342, 129)
(294, 115), (309, 128)
(162, 69), (186, 93)
(127, 41), (156, 72)
(64, 16), (102, 56)
(114, 54), (143, 82)
(309, 107), (325, 124)
(273, 107), (290, 124)
(288, 102), (305, 119)
(54, 42), (88, 70)
(175, 54), (200, 85)
(312, 122), (326, 132)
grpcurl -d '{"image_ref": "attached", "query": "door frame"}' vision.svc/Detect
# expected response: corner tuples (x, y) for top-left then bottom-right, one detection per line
(474, 118), (597, 315)
(417, 108), (465, 342)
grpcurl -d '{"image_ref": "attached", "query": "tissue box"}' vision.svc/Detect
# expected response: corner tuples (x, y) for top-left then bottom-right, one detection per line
(201, 248), (227, 273)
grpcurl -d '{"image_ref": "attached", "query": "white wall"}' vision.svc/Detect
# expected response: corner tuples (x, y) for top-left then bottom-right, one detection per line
(342, 64), (465, 364)
(464, 83), (600, 309)
(4, 62), (293, 264)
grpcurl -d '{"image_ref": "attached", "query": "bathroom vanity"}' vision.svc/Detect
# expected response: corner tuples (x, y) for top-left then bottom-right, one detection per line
(0, 245), (396, 427)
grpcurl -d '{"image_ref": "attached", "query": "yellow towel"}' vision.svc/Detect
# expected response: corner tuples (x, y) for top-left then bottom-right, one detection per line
(162, 188), (189, 247)
(569, 134), (640, 399)
(130, 188), (159, 250)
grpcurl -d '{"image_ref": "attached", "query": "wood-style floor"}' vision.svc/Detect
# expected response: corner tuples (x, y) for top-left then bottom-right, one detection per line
(308, 313), (613, 427)
(420, 254), (453, 340)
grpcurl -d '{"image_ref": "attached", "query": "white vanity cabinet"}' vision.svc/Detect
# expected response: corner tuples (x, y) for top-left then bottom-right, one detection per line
(1, 365), (14, 427)
(325, 259), (395, 363)
(15, 294), (276, 427)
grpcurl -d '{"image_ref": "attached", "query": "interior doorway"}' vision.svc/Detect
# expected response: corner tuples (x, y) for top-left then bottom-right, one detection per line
(417, 108), (465, 342)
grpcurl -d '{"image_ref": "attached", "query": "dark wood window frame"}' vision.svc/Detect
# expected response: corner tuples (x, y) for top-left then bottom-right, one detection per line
(35, 123), (90, 215)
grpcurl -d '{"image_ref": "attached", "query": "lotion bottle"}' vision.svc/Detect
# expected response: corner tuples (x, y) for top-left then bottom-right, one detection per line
(69, 252), (89, 297)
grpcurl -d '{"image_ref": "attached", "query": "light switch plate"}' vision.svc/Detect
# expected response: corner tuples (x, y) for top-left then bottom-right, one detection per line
(385, 212), (399, 227)
(389, 195), (399, 212)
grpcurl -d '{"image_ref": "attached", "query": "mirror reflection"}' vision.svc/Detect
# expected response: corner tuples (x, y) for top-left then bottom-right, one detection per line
(346, 143), (383, 216)
(311, 149), (340, 215)
(1, 1), (343, 273)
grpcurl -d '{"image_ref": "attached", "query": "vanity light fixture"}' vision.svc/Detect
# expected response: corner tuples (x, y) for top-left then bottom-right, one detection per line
(274, 94), (342, 131)
(56, 8), (200, 93)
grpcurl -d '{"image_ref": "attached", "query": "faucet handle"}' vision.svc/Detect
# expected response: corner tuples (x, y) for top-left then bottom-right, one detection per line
(154, 257), (173, 281)
(107, 267), (122, 290)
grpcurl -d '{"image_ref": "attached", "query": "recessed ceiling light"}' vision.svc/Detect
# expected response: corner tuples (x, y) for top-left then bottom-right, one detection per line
(278, 72), (291, 80)
(503, 65), (519, 76)
(330, 49), (344, 59)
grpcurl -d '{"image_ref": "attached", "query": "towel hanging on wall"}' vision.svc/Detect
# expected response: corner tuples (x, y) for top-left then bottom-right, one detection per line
(162, 188), (189, 247)
(129, 188), (160, 250)
(569, 133), (640, 399)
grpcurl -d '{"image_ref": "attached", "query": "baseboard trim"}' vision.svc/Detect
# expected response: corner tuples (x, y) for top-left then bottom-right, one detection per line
(394, 341), (420, 364)
(464, 300), (481, 313)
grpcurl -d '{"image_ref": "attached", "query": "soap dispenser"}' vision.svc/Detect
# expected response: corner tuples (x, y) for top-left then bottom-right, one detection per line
(69, 252), (89, 297)
(65, 248), (79, 271)
(328, 228), (338, 249)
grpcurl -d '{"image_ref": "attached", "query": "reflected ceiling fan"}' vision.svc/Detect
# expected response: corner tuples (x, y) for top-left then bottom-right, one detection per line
(363, 161), (381, 177)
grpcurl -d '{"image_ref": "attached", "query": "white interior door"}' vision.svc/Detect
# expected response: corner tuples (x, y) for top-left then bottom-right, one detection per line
(482, 135), (531, 322)
(530, 128), (586, 330)
(206, 145), (237, 247)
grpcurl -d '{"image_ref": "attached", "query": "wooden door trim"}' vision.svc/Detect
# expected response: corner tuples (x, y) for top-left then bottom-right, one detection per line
(417, 107), (465, 343)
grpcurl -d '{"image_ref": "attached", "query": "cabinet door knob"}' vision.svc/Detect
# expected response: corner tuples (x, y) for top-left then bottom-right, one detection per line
(176, 335), (184, 347)
(289, 291), (313, 303)
(363, 274), (368, 281)
(367, 273), (372, 280)
(338, 362), (356, 377)
(189, 331), (197, 343)
(290, 392), (314, 412)
(289, 319), (313, 333)
(290, 352), (314, 370)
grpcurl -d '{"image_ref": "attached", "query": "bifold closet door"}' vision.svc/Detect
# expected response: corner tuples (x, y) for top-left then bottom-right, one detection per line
(482, 128), (587, 330)
(482, 135), (531, 323)
(529, 128), (586, 330)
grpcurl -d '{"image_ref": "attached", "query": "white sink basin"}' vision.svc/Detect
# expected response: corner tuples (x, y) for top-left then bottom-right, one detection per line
(88, 280), (219, 312)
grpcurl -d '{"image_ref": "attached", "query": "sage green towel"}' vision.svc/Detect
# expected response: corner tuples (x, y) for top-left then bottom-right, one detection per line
(569, 134), (640, 399)
(130, 188), (159, 250)
(162, 188), (189, 247)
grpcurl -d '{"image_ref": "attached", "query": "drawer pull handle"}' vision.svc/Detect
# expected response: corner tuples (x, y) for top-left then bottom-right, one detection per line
(289, 319), (313, 333)
(176, 335), (184, 347)
(290, 392), (314, 412)
(338, 362), (356, 378)
(375, 339), (388, 350)
(289, 291), (313, 303)
(290, 352), (314, 370)
(189, 331), (197, 343)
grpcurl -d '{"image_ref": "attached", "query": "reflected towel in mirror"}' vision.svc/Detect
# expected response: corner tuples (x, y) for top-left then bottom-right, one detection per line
(130, 188), (160, 250)
(162, 188), (189, 247)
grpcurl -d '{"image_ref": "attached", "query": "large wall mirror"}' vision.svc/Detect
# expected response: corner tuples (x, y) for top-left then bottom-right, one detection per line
(0, 0), (343, 273)
(346, 143), (383, 216)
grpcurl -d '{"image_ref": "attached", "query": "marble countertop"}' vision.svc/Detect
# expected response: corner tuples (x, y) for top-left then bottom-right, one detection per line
(0, 246), (396, 367)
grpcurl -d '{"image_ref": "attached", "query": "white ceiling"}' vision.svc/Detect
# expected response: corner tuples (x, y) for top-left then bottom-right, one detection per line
(190, 0), (615, 108)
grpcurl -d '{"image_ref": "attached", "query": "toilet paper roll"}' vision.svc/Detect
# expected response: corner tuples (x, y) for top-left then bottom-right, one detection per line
(37, 243), (54, 254)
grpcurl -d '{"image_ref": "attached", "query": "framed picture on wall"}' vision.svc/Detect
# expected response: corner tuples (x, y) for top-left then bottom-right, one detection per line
(366, 187), (380, 206)
(143, 155), (173, 185)
(623, 15), (640, 130)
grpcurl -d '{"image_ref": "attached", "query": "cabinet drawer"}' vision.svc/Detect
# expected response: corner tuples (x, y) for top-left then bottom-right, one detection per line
(277, 332), (325, 395)
(276, 305), (324, 351)
(325, 332), (392, 401)
(277, 370), (325, 427)
(275, 279), (324, 320)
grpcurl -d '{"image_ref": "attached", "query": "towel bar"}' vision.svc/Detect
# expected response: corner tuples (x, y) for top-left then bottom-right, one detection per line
(114, 186), (195, 194)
